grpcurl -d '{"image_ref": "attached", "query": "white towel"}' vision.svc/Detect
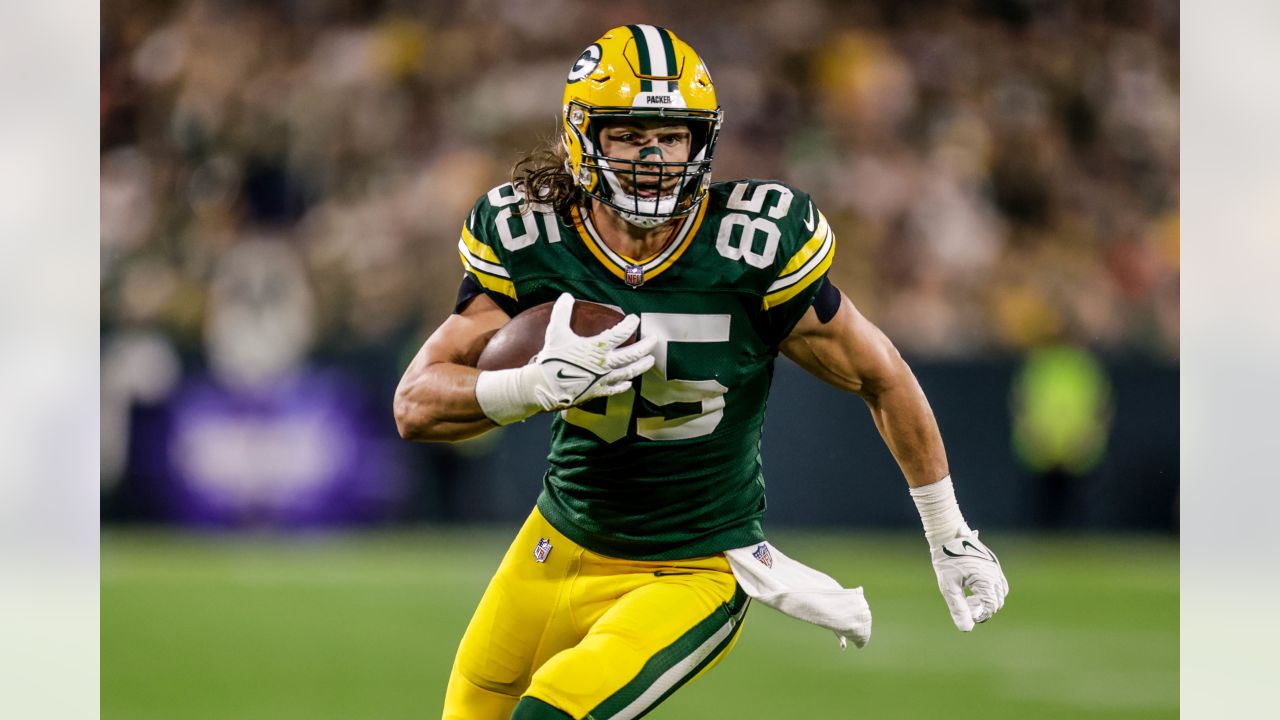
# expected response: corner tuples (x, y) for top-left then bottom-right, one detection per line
(725, 541), (872, 649)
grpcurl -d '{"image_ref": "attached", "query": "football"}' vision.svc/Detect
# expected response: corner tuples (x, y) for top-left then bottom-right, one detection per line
(475, 300), (634, 370)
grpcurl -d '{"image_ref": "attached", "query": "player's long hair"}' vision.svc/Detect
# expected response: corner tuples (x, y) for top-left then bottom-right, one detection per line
(510, 135), (582, 216)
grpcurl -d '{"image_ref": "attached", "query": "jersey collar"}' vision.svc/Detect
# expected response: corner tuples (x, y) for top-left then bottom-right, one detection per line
(570, 200), (708, 286)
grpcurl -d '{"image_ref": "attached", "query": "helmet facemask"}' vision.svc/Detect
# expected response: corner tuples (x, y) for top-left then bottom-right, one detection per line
(565, 101), (721, 229)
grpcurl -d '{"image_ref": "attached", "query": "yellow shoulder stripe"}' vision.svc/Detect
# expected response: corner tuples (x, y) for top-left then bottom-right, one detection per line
(777, 212), (829, 278)
(762, 233), (835, 309)
(461, 225), (501, 265)
(459, 253), (517, 299)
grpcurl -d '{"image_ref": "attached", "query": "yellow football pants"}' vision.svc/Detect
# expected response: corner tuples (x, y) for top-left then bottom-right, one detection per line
(442, 507), (749, 720)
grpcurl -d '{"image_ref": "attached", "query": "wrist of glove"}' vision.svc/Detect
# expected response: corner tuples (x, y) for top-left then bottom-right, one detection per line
(475, 293), (656, 426)
(473, 363), (553, 426)
(911, 476), (1010, 632)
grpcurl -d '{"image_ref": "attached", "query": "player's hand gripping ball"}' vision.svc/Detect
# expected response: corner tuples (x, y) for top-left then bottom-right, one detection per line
(471, 293), (654, 424)
(477, 298), (638, 370)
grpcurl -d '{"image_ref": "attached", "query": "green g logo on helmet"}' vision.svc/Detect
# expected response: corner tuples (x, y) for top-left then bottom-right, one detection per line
(567, 44), (602, 83)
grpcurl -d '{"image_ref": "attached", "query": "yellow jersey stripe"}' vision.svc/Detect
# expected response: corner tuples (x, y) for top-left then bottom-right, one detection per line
(646, 200), (709, 277)
(571, 202), (709, 283)
(775, 212), (829, 279)
(460, 225), (503, 266)
(457, 237), (509, 278)
(459, 252), (517, 299)
(762, 232), (835, 309)
(766, 223), (834, 295)
(572, 206), (628, 281)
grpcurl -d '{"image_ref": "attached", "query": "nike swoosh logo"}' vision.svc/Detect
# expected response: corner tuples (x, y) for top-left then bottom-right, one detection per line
(803, 202), (816, 232)
(556, 368), (591, 381)
(942, 541), (998, 563)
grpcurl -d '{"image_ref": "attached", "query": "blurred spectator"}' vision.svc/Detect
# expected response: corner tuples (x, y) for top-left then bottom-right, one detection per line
(1010, 343), (1113, 528)
(100, 0), (1179, 362)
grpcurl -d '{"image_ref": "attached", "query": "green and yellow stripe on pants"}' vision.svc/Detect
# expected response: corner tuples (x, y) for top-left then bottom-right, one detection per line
(443, 508), (750, 720)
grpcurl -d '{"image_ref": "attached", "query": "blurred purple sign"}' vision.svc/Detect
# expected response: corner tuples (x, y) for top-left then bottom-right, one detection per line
(152, 367), (397, 528)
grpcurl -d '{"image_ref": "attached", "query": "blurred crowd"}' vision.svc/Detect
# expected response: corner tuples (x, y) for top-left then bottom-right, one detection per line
(100, 0), (1179, 524)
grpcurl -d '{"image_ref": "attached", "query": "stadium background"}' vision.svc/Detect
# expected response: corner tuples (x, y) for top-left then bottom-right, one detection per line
(100, 0), (1178, 717)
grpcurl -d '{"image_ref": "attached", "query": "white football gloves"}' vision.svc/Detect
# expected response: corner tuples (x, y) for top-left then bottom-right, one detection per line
(930, 528), (1009, 631)
(475, 293), (656, 425)
(910, 475), (1009, 632)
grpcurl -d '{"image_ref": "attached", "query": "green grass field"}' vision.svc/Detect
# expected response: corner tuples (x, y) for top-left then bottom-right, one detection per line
(102, 529), (1177, 719)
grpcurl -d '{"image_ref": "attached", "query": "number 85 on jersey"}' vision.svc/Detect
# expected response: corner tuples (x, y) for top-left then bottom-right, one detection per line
(566, 312), (730, 443)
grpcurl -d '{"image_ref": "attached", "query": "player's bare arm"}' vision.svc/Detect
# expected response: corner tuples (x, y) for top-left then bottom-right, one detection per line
(396, 292), (657, 444)
(782, 287), (1009, 631)
(781, 289), (948, 489)
(393, 294), (510, 442)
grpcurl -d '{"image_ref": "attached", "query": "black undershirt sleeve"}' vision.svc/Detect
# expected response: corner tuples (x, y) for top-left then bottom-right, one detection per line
(452, 274), (485, 314)
(763, 275), (843, 348)
(812, 275), (841, 324)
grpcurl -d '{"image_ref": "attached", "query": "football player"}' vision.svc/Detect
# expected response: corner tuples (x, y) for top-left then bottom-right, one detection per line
(394, 24), (1009, 720)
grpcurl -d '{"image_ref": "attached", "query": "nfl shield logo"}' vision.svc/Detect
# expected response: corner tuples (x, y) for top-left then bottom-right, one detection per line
(533, 538), (553, 563)
(752, 543), (773, 568)
(624, 264), (645, 288)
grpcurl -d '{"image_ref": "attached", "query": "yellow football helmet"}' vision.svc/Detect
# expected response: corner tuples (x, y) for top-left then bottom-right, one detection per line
(562, 25), (722, 228)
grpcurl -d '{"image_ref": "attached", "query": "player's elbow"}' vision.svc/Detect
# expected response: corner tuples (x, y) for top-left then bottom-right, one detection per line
(393, 397), (429, 441)
(393, 392), (489, 443)
(402, 420), (493, 444)
(393, 388), (444, 442)
(857, 336), (914, 401)
(394, 407), (454, 443)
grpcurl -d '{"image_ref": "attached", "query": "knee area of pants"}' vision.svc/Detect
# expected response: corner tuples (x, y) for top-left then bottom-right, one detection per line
(511, 696), (573, 720)
(542, 641), (641, 696)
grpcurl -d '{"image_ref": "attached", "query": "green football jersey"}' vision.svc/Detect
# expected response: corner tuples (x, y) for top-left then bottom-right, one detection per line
(458, 179), (835, 560)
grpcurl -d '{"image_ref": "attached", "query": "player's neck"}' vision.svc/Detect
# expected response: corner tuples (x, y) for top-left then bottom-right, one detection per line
(589, 201), (680, 263)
